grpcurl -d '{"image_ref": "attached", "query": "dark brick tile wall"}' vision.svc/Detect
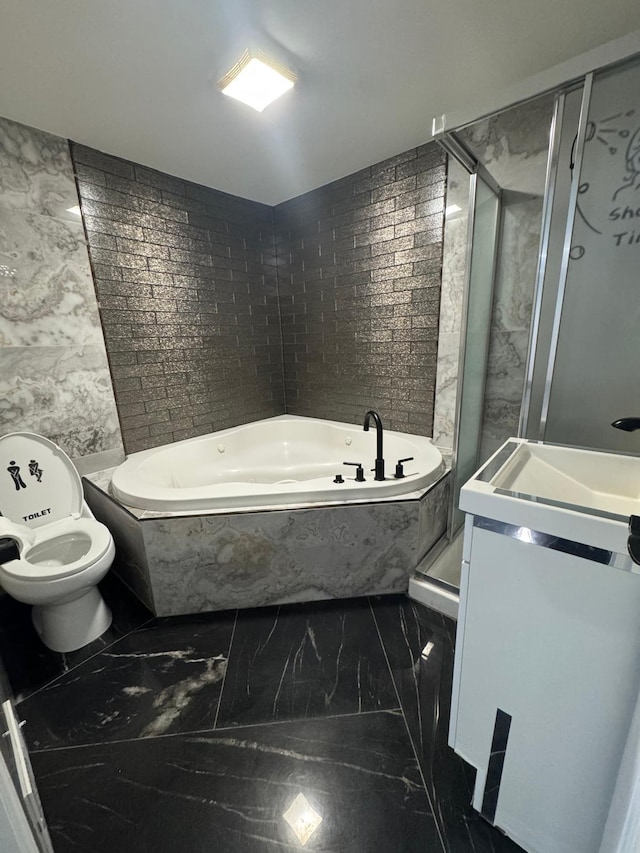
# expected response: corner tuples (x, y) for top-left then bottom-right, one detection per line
(273, 143), (446, 436)
(70, 144), (284, 453)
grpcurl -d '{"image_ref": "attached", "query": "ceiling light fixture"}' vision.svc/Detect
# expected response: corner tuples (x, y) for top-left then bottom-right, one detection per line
(218, 50), (296, 112)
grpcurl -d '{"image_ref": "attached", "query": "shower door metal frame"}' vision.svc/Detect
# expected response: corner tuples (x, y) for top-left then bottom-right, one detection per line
(518, 91), (565, 438)
(437, 133), (502, 542)
(536, 73), (594, 439)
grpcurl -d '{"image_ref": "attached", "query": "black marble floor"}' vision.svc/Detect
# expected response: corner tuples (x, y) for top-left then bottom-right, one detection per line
(5, 590), (524, 852)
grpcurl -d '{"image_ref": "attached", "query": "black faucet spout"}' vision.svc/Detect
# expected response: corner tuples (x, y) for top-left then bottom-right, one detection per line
(363, 410), (385, 481)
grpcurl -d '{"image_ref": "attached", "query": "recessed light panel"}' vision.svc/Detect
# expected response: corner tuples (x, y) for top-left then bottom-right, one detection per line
(219, 51), (295, 112)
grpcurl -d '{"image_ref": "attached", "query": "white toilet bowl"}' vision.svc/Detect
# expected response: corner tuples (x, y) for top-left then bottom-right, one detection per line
(0, 432), (115, 653)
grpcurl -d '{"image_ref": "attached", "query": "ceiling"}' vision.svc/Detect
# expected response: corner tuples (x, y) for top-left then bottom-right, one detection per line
(1, 1), (640, 205)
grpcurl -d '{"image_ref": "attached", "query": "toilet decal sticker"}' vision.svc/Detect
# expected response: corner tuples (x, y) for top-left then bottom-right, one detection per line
(7, 461), (26, 491)
(6, 459), (44, 491)
(29, 460), (43, 483)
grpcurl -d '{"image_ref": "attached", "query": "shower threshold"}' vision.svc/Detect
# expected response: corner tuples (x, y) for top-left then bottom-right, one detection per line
(408, 531), (463, 620)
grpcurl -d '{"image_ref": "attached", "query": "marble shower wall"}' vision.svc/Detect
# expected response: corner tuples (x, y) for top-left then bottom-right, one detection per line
(432, 159), (469, 449)
(0, 117), (123, 469)
(456, 95), (554, 459)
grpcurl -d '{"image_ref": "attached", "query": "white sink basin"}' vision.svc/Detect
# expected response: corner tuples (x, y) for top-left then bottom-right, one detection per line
(460, 439), (640, 556)
(491, 442), (640, 517)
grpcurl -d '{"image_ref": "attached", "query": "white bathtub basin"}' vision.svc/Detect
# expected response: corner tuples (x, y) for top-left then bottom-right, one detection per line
(111, 415), (446, 512)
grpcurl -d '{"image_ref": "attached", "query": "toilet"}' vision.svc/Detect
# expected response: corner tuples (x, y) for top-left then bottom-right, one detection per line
(0, 432), (115, 653)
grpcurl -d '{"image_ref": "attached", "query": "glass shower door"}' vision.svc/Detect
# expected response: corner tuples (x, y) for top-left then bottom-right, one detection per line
(449, 174), (500, 534)
(542, 56), (640, 451)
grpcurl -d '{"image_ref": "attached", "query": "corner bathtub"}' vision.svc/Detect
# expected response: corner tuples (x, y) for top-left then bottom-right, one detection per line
(110, 415), (445, 512)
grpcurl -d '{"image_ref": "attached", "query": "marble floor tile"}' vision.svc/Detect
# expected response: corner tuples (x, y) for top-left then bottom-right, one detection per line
(19, 609), (236, 750)
(0, 572), (152, 703)
(371, 595), (523, 853)
(31, 710), (443, 853)
(216, 597), (399, 728)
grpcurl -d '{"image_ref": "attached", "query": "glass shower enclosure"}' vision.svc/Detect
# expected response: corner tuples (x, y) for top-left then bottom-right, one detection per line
(524, 54), (640, 453)
(417, 94), (557, 592)
(415, 50), (640, 604)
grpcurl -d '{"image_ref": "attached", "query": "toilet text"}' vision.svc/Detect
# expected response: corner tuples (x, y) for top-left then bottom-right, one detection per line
(22, 508), (52, 522)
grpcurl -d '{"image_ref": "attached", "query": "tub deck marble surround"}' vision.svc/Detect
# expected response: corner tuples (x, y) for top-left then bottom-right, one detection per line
(15, 593), (523, 852)
(82, 468), (451, 616)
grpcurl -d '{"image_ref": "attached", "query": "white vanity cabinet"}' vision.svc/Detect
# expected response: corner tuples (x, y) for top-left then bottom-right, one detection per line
(0, 660), (53, 853)
(450, 439), (640, 853)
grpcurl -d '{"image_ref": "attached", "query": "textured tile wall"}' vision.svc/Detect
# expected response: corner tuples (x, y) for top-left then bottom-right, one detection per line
(71, 144), (284, 453)
(273, 143), (446, 436)
(0, 118), (123, 466)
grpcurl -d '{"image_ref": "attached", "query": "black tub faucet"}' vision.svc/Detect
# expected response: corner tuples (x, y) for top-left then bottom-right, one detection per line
(363, 410), (385, 481)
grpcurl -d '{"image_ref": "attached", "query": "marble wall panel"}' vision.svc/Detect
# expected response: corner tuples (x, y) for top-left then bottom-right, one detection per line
(460, 95), (554, 198)
(0, 115), (123, 465)
(0, 345), (121, 458)
(417, 473), (450, 560)
(479, 329), (530, 460)
(0, 208), (103, 346)
(433, 161), (468, 450)
(432, 333), (459, 449)
(0, 117), (79, 218)
(491, 195), (544, 334)
(438, 176), (469, 336)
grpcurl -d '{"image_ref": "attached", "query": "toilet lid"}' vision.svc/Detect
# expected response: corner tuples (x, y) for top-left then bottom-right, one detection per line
(0, 433), (83, 529)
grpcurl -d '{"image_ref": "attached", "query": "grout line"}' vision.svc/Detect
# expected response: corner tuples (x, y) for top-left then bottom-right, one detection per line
(28, 706), (404, 755)
(212, 608), (238, 729)
(16, 613), (157, 707)
(367, 595), (448, 853)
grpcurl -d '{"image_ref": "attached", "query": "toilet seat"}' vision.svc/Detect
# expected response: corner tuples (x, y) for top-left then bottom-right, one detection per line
(0, 517), (113, 582)
(0, 431), (116, 653)
(0, 432), (114, 582)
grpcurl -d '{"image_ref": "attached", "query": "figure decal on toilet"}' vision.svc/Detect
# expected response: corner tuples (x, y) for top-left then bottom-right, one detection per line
(29, 459), (43, 483)
(7, 461), (26, 491)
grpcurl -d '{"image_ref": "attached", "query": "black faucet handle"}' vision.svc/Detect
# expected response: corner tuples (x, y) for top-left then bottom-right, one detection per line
(628, 515), (640, 565)
(394, 457), (414, 479)
(612, 418), (640, 432)
(343, 461), (365, 482)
